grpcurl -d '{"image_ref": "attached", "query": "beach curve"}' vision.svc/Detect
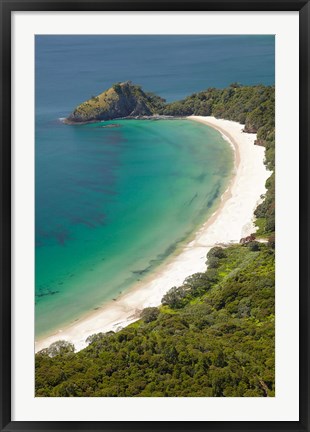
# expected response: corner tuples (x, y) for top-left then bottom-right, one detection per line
(35, 116), (271, 353)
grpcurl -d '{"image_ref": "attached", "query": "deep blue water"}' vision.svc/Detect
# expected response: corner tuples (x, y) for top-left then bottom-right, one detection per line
(36, 35), (275, 118)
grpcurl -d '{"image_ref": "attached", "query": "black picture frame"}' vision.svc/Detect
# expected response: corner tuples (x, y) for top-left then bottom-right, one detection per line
(1, 1), (309, 431)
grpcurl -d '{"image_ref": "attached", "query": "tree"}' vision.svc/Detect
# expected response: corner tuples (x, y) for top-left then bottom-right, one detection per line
(207, 246), (227, 260)
(85, 331), (115, 345)
(161, 286), (187, 309)
(141, 307), (160, 323)
(43, 340), (75, 357)
(112, 83), (122, 93)
(207, 256), (220, 268)
(247, 241), (260, 252)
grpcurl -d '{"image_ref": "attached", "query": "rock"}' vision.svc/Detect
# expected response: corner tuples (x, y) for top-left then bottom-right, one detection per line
(254, 138), (265, 146)
(239, 234), (256, 245)
(243, 122), (257, 134)
(100, 123), (121, 128)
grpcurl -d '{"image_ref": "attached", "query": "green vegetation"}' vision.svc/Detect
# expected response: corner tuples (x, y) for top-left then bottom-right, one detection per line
(145, 92), (167, 112)
(36, 243), (275, 397)
(159, 84), (274, 132)
(68, 81), (161, 122)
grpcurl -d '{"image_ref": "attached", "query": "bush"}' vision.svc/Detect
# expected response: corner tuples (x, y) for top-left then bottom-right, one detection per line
(85, 331), (115, 345)
(141, 307), (160, 323)
(207, 256), (220, 268)
(41, 340), (75, 358)
(207, 247), (227, 260)
(112, 83), (122, 93)
(161, 286), (187, 309)
(247, 241), (261, 252)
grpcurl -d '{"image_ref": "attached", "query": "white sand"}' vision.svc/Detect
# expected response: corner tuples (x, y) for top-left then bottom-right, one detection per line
(35, 116), (271, 353)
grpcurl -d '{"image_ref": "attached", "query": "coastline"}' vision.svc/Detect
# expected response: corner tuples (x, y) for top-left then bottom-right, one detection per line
(35, 116), (271, 353)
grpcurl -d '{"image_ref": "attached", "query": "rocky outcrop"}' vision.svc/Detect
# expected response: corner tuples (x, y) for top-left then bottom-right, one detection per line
(66, 81), (158, 123)
(254, 138), (266, 146)
(243, 122), (258, 134)
(239, 234), (256, 245)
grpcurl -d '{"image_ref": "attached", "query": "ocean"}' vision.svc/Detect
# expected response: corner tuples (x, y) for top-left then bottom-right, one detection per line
(35, 35), (274, 338)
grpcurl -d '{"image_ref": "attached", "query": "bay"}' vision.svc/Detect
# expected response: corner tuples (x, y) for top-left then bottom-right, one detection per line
(35, 35), (274, 338)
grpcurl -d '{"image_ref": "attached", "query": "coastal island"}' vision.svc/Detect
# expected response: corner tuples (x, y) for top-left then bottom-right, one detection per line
(36, 82), (275, 397)
(65, 81), (165, 123)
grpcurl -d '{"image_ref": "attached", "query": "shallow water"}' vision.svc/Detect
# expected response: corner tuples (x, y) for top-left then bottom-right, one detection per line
(35, 118), (233, 337)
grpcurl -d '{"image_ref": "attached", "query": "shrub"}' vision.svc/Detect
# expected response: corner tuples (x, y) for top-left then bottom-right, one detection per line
(207, 247), (227, 260)
(141, 307), (160, 323)
(207, 256), (220, 268)
(161, 286), (187, 309)
(247, 241), (261, 252)
(42, 340), (75, 358)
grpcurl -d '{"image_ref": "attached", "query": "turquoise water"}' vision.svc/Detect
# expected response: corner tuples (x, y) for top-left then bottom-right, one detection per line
(35, 119), (233, 337)
(35, 35), (274, 338)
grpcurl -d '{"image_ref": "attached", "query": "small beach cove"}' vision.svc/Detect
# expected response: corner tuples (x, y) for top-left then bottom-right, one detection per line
(35, 116), (271, 353)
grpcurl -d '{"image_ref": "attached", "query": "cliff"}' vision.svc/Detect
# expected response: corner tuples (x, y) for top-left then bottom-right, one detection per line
(66, 81), (161, 123)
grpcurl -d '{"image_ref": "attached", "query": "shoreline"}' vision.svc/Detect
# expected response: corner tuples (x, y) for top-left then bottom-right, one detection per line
(61, 115), (185, 125)
(35, 116), (271, 353)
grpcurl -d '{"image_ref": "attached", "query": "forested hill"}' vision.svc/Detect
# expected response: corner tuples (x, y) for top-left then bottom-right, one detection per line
(36, 242), (275, 397)
(66, 81), (165, 123)
(159, 83), (274, 134)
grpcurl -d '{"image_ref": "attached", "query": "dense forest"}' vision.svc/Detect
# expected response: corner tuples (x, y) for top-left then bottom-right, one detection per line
(36, 84), (275, 397)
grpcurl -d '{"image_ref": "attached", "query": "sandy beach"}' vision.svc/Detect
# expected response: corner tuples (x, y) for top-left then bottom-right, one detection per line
(35, 116), (271, 353)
